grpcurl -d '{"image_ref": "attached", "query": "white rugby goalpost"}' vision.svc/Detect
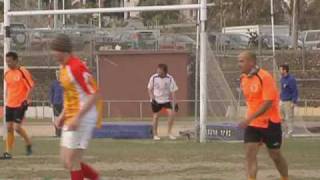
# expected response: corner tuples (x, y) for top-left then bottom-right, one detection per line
(3, 0), (210, 142)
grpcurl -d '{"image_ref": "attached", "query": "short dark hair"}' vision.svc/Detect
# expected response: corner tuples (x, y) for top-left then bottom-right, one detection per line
(6, 51), (18, 61)
(158, 64), (168, 73)
(280, 64), (289, 73)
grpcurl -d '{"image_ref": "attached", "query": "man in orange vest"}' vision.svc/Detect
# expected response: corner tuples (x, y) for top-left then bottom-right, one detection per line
(1, 52), (34, 160)
(239, 51), (289, 180)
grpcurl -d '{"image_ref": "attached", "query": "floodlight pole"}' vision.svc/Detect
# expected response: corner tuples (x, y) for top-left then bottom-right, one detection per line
(3, 0), (10, 138)
(199, 0), (208, 143)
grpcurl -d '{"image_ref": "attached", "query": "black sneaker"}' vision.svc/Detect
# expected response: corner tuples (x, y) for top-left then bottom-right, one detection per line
(0, 152), (12, 160)
(26, 145), (32, 156)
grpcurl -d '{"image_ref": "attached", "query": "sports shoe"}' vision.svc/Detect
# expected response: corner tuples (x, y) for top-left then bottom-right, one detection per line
(153, 136), (161, 140)
(0, 152), (12, 160)
(169, 135), (177, 140)
(26, 145), (32, 156)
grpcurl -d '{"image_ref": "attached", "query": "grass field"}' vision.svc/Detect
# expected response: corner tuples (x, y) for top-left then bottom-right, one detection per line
(0, 137), (319, 180)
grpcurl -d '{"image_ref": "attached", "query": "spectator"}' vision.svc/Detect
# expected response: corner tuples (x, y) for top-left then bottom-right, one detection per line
(279, 64), (298, 137)
(49, 71), (63, 137)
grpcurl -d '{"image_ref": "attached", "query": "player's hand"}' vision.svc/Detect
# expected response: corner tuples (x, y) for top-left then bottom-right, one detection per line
(54, 115), (65, 129)
(239, 119), (250, 129)
(67, 117), (80, 131)
(151, 99), (157, 105)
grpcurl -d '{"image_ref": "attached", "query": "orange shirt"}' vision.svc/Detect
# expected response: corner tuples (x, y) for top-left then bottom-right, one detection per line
(240, 68), (281, 128)
(60, 56), (102, 126)
(5, 67), (34, 108)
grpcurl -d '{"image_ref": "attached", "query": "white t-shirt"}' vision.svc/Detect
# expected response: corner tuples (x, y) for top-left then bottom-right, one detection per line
(147, 73), (178, 104)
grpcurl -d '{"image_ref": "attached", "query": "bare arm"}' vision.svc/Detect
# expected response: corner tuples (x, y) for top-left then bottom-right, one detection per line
(148, 88), (155, 101)
(54, 109), (65, 128)
(171, 91), (176, 107)
(246, 100), (272, 122)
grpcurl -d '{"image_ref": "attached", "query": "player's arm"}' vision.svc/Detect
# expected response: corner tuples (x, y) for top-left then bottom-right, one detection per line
(147, 77), (155, 101)
(245, 100), (272, 123)
(148, 88), (155, 101)
(24, 69), (35, 101)
(170, 78), (178, 108)
(171, 91), (176, 111)
(54, 109), (65, 128)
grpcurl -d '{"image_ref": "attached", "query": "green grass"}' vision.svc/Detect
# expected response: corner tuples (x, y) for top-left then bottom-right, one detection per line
(0, 138), (319, 180)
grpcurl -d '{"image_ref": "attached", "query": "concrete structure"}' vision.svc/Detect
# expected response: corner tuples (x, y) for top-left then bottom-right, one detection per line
(97, 50), (192, 118)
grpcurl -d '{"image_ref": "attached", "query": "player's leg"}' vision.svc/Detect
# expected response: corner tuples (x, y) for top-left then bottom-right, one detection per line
(268, 149), (289, 180)
(14, 105), (32, 155)
(166, 107), (176, 140)
(14, 123), (32, 145)
(151, 102), (161, 140)
(152, 113), (160, 140)
(62, 147), (84, 180)
(2, 107), (15, 159)
(244, 126), (262, 180)
(3, 122), (15, 159)
(265, 122), (289, 180)
(14, 123), (32, 155)
(245, 143), (260, 180)
(61, 124), (100, 180)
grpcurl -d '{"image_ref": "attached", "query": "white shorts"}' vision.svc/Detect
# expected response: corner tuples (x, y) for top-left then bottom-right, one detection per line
(61, 123), (96, 149)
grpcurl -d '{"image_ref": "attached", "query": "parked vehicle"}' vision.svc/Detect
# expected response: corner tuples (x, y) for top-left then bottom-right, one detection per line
(209, 32), (250, 50)
(114, 30), (160, 50)
(300, 30), (320, 50)
(95, 30), (114, 51)
(225, 33), (250, 49)
(222, 25), (290, 36)
(158, 34), (195, 51)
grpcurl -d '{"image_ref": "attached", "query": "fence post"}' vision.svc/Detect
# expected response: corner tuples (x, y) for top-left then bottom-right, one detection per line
(304, 100), (307, 116)
(139, 102), (143, 121)
(42, 101), (45, 120)
(107, 102), (111, 119)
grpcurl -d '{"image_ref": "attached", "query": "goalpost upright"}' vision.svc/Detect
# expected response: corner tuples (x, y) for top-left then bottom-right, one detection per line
(3, 0), (209, 142)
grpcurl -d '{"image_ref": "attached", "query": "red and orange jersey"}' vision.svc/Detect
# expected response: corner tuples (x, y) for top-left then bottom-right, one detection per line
(59, 56), (102, 126)
(240, 68), (281, 128)
(5, 67), (34, 108)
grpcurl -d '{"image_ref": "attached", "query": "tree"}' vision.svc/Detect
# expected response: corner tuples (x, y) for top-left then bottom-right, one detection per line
(208, 0), (287, 31)
(138, 0), (182, 25)
(302, 0), (320, 29)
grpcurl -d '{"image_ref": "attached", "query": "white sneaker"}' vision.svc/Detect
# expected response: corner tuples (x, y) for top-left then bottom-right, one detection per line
(153, 136), (161, 140)
(169, 135), (177, 140)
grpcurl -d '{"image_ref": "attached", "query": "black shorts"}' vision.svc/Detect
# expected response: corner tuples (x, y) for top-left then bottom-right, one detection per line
(244, 121), (282, 149)
(151, 101), (173, 113)
(53, 104), (63, 117)
(6, 106), (27, 124)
